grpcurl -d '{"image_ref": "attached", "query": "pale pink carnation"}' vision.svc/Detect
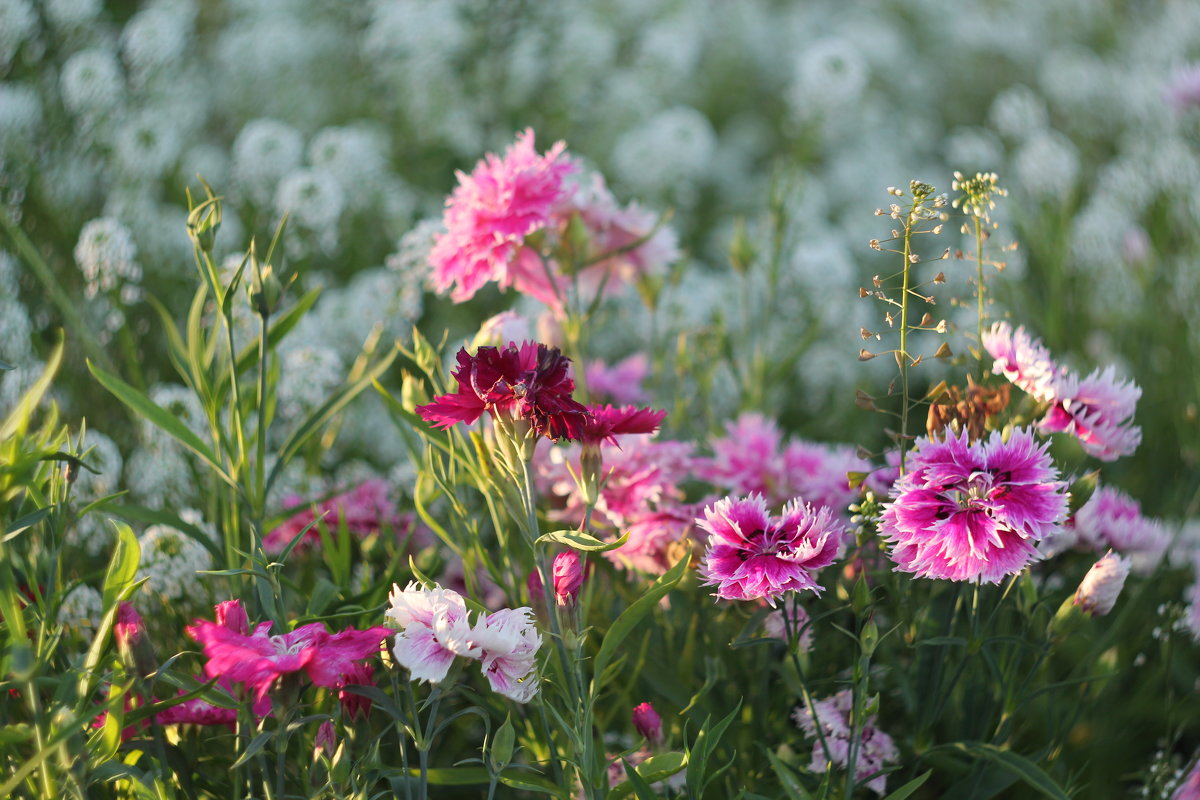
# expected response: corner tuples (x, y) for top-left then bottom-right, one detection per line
(697, 494), (841, 606)
(586, 354), (650, 405)
(429, 129), (576, 306)
(386, 583), (480, 684)
(1073, 551), (1131, 616)
(557, 172), (679, 296)
(265, 479), (404, 553)
(762, 602), (813, 651)
(1072, 485), (1168, 573)
(880, 428), (1067, 584)
(783, 440), (871, 519)
(604, 504), (698, 575)
(982, 321), (1061, 402)
(793, 690), (899, 795)
(1040, 366), (1142, 462)
(695, 413), (788, 501)
(471, 607), (542, 703)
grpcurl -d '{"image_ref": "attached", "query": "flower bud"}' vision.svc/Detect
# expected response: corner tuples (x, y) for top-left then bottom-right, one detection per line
(186, 195), (222, 255)
(214, 599), (249, 635)
(552, 550), (583, 606)
(1073, 551), (1131, 617)
(632, 701), (663, 745)
(115, 602), (157, 679)
(314, 720), (336, 757)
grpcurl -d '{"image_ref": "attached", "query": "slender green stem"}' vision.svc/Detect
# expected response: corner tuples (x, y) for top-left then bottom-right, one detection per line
(784, 595), (834, 777)
(898, 213), (914, 474)
(974, 215), (986, 383)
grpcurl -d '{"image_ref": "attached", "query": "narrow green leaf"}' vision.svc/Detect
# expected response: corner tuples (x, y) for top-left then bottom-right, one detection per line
(933, 742), (1068, 800)
(101, 522), (141, 610)
(87, 359), (234, 487)
(592, 553), (689, 687)
(621, 758), (661, 800)
(1, 338), (63, 440)
(881, 770), (932, 800)
(765, 749), (812, 800)
(610, 753), (687, 799)
(231, 731), (274, 769)
(537, 529), (630, 552)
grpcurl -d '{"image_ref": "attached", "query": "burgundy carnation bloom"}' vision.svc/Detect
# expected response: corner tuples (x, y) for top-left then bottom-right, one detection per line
(697, 494), (842, 606)
(880, 428), (1068, 584)
(417, 341), (591, 441)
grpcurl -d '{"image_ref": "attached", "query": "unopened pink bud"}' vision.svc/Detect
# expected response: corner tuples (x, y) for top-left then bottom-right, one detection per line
(1073, 551), (1131, 617)
(632, 702), (663, 744)
(215, 599), (249, 635)
(315, 720), (336, 756)
(552, 551), (582, 606)
(114, 602), (143, 649)
(527, 569), (544, 602)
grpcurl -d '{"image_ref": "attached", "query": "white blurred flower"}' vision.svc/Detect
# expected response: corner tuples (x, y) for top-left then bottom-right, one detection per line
(789, 37), (870, 116)
(74, 218), (140, 299)
(113, 110), (183, 179)
(44, 0), (101, 28)
(944, 127), (1005, 173)
(125, 441), (192, 510)
(611, 106), (716, 200)
(277, 344), (343, 421)
(231, 118), (304, 207)
(121, 6), (191, 81)
(274, 167), (345, 239)
(0, 83), (41, 157)
(0, 297), (33, 363)
(308, 125), (390, 210)
(137, 521), (213, 600)
(0, 0), (36, 69)
(58, 584), (103, 630)
(988, 84), (1049, 140)
(145, 383), (207, 441)
(1012, 130), (1079, 202)
(61, 48), (125, 118)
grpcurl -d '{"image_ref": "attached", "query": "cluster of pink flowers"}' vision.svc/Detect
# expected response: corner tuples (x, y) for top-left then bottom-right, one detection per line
(187, 600), (388, 709)
(386, 583), (542, 703)
(879, 428), (1068, 584)
(264, 478), (406, 553)
(983, 322), (1142, 461)
(1069, 485), (1169, 573)
(417, 341), (591, 442)
(793, 690), (899, 795)
(696, 494), (841, 605)
(694, 413), (871, 517)
(585, 354), (651, 405)
(428, 129), (676, 311)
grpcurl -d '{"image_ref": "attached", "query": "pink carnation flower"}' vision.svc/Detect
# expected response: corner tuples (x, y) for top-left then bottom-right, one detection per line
(783, 440), (872, 519)
(471, 607), (542, 703)
(603, 504), (698, 575)
(880, 428), (1068, 584)
(1185, 554), (1200, 644)
(1176, 757), (1200, 800)
(187, 600), (389, 702)
(552, 550), (583, 606)
(417, 341), (591, 442)
(1071, 485), (1168, 573)
(1040, 366), (1142, 461)
(793, 690), (899, 796)
(386, 583), (479, 684)
(265, 479), (404, 553)
(695, 413), (788, 500)
(982, 321), (1061, 402)
(557, 172), (679, 296)
(762, 602), (813, 651)
(585, 354), (650, 406)
(697, 494), (841, 605)
(429, 129), (576, 306)
(579, 404), (666, 448)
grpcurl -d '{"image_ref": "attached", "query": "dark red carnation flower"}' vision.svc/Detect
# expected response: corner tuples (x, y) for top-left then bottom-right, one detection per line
(580, 404), (666, 447)
(417, 341), (591, 441)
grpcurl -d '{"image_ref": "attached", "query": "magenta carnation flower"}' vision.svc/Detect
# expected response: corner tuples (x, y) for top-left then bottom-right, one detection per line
(697, 494), (841, 605)
(552, 550), (583, 606)
(187, 602), (389, 702)
(982, 321), (1061, 402)
(417, 341), (591, 442)
(1071, 485), (1168, 572)
(632, 701), (663, 744)
(579, 404), (666, 448)
(1040, 366), (1142, 461)
(783, 440), (872, 520)
(429, 128), (575, 306)
(880, 428), (1068, 584)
